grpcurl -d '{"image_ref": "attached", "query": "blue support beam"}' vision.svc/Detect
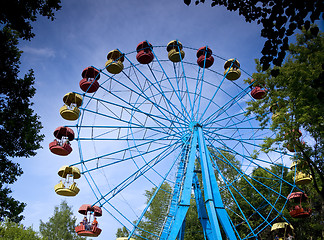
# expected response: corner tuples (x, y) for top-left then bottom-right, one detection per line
(197, 127), (237, 240)
(161, 131), (198, 240)
(159, 125), (237, 240)
(193, 173), (213, 240)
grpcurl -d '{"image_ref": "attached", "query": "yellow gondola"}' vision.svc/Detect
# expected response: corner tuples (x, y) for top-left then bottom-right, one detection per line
(166, 40), (185, 63)
(224, 59), (241, 80)
(54, 166), (81, 196)
(59, 92), (83, 121)
(290, 161), (312, 185)
(105, 49), (124, 74)
(271, 222), (294, 240)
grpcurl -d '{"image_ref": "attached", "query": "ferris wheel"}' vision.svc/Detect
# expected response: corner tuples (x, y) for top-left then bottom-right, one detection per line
(50, 40), (299, 240)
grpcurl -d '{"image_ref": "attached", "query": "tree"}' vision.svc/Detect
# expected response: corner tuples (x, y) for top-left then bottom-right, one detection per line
(184, 0), (323, 71)
(136, 182), (172, 239)
(0, 218), (43, 240)
(39, 200), (85, 240)
(116, 226), (130, 238)
(244, 29), (323, 239)
(183, 198), (204, 240)
(245, 30), (324, 200)
(1, 0), (62, 40)
(0, 0), (61, 222)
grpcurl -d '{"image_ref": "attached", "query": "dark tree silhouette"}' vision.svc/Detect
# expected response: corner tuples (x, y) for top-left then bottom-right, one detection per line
(0, 0), (62, 222)
(184, 0), (323, 71)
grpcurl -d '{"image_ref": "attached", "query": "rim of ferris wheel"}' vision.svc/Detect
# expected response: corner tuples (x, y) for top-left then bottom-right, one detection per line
(136, 41), (154, 64)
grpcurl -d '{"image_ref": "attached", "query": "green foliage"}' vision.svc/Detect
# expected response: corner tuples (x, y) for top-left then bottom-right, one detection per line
(184, 0), (323, 70)
(0, 218), (43, 240)
(136, 182), (172, 239)
(116, 226), (129, 238)
(244, 29), (324, 239)
(0, 0), (61, 222)
(183, 198), (204, 240)
(245, 30), (324, 200)
(0, 0), (62, 40)
(39, 200), (85, 240)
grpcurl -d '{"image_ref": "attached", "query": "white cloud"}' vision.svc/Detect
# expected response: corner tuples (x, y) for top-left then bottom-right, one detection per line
(21, 46), (55, 58)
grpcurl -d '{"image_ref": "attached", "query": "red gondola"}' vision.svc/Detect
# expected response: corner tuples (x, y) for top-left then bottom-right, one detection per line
(287, 192), (311, 218)
(285, 129), (302, 152)
(136, 41), (154, 64)
(79, 67), (100, 93)
(250, 79), (267, 99)
(75, 204), (102, 237)
(197, 46), (214, 68)
(251, 86), (267, 99)
(49, 126), (74, 156)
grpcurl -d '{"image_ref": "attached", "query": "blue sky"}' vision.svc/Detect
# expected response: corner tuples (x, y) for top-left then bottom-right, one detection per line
(11, 0), (318, 239)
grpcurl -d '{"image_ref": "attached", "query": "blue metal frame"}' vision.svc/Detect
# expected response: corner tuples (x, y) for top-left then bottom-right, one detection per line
(158, 124), (237, 240)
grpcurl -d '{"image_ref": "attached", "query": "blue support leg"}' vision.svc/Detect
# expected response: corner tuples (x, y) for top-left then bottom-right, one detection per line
(193, 173), (213, 240)
(197, 126), (237, 240)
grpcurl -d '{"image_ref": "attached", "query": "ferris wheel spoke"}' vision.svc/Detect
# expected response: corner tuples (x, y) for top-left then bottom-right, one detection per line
(212, 145), (289, 201)
(209, 140), (295, 192)
(216, 176), (259, 236)
(80, 103), (184, 138)
(207, 131), (292, 166)
(208, 148), (279, 232)
(172, 59), (195, 120)
(90, 139), (181, 207)
(204, 109), (251, 128)
(146, 65), (190, 131)
(99, 69), (188, 131)
(129, 148), (181, 238)
(75, 126), (179, 141)
(207, 133), (286, 168)
(83, 93), (185, 131)
(150, 50), (193, 121)
(202, 85), (251, 126)
(198, 74), (228, 123)
(75, 133), (179, 167)
(123, 54), (191, 125)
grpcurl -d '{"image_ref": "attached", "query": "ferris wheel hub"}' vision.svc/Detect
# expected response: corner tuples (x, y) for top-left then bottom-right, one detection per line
(189, 121), (202, 131)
